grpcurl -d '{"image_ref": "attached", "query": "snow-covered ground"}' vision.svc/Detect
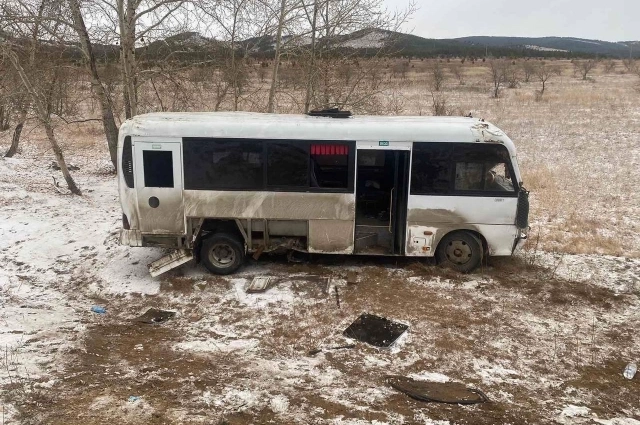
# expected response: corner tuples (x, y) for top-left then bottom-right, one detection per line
(1, 150), (639, 424)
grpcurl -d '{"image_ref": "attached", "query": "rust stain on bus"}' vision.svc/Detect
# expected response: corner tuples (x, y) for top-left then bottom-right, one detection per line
(407, 208), (467, 224)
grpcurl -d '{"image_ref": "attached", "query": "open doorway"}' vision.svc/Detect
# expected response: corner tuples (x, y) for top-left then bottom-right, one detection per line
(354, 149), (409, 255)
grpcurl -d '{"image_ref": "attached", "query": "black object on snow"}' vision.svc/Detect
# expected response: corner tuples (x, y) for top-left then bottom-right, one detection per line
(134, 308), (176, 324)
(343, 313), (408, 347)
(386, 375), (489, 405)
(307, 108), (352, 118)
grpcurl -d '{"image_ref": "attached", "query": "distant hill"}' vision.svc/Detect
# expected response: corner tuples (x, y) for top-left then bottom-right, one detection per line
(455, 36), (639, 58)
(2, 28), (638, 62)
(237, 29), (640, 59)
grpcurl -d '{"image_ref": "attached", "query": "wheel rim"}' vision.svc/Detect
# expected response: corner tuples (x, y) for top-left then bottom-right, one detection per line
(445, 240), (473, 265)
(209, 243), (236, 268)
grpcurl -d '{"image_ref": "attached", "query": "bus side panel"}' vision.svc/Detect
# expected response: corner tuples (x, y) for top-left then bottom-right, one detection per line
(405, 224), (518, 257)
(405, 195), (518, 256)
(475, 224), (519, 256)
(183, 191), (354, 221)
(308, 220), (355, 254)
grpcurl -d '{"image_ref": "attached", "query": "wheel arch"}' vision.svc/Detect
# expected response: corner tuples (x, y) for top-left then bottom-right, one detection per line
(433, 227), (488, 258)
(194, 218), (246, 264)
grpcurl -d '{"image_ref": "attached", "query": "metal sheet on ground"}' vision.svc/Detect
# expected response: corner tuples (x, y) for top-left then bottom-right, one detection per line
(247, 276), (271, 293)
(343, 313), (408, 347)
(386, 375), (488, 405)
(134, 308), (176, 324)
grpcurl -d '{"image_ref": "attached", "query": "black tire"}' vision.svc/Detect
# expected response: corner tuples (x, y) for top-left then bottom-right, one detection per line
(436, 231), (483, 273)
(200, 233), (245, 275)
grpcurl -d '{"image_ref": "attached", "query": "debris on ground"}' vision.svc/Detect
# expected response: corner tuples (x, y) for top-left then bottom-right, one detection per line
(343, 313), (408, 347)
(386, 375), (489, 405)
(50, 161), (80, 171)
(346, 271), (358, 285)
(134, 308), (176, 324)
(247, 276), (271, 293)
(90, 306), (106, 314)
(307, 344), (356, 356)
(623, 362), (637, 380)
(128, 396), (141, 403)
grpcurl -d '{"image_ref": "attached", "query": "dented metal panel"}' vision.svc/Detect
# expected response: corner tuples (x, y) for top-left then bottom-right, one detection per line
(148, 249), (193, 277)
(405, 194), (519, 257)
(183, 191), (355, 221)
(404, 223), (518, 258)
(407, 195), (517, 226)
(308, 220), (355, 254)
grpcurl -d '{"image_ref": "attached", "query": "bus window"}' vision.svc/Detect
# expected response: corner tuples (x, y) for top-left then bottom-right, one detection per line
(410, 143), (453, 194)
(267, 142), (309, 187)
(453, 144), (516, 193)
(143, 150), (174, 188)
(310, 144), (350, 189)
(183, 138), (263, 190)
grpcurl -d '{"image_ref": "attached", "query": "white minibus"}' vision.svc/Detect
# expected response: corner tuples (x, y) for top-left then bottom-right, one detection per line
(117, 110), (529, 275)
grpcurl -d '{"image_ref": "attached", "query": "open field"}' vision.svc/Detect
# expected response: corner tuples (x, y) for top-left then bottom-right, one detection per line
(1, 59), (640, 424)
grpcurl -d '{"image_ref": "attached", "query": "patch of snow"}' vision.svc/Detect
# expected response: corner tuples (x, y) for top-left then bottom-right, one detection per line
(594, 419), (640, 425)
(174, 338), (259, 354)
(525, 45), (568, 52)
(224, 278), (296, 308)
(269, 394), (290, 414)
(339, 30), (389, 49)
(473, 358), (521, 385)
(407, 371), (451, 383)
(569, 38), (603, 45)
(560, 404), (590, 417)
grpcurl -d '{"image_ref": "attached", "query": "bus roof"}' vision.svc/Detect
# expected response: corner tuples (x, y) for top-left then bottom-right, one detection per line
(121, 112), (515, 149)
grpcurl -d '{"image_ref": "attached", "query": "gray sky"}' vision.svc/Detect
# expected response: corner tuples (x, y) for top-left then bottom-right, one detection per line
(388, 0), (639, 42)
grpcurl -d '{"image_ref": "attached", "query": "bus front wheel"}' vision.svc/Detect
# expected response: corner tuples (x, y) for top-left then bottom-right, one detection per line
(436, 231), (482, 273)
(201, 233), (245, 275)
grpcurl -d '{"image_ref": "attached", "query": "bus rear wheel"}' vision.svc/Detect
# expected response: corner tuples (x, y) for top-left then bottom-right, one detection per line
(201, 233), (245, 275)
(436, 231), (482, 273)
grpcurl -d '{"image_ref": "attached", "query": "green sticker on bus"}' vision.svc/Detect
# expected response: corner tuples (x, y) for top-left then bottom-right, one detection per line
(379, 141), (389, 146)
(152, 144), (162, 149)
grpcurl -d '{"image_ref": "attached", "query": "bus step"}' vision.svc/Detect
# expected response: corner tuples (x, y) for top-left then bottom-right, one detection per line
(148, 249), (193, 277)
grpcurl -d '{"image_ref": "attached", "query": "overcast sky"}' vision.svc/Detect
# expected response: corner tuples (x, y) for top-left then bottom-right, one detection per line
(387, 0), (639, 42)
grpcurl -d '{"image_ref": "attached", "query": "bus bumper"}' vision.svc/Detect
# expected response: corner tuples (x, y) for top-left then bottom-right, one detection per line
(120, 229), (143, 247)
(512, 228), (528, 254)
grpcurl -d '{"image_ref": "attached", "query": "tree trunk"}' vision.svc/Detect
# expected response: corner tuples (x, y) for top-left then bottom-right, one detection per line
(267, 0), (286, 113)
(303, 0), (318, 113)
(4, 109), (27, 158)
(70, 0), (119, 168)
(119, 0), (138, 118)
(44, 122), (82, 195)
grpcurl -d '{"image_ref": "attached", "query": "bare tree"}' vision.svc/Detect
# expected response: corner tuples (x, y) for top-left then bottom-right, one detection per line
(1, 43), (81, 194)
(94, 0), (190, 118)
(296, 0), (416, 113)
(266, 0), (290, 113)
(488, 59), (510, 98)
(449, 62), (465, 85)
(69, 0), (119, 167)
(506, 61), (520, 88)
(0, 0), (48, 158)
(534, 61), (561, 100)
(430, 90), (455, 116)
(521, 60), (536, 83)
(603, 59), (616, 74)
(573, 59), (597, 80)
(622, 58), (639, 75)
(427, 60), (445, 91)
(201, 0), (271, 111)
